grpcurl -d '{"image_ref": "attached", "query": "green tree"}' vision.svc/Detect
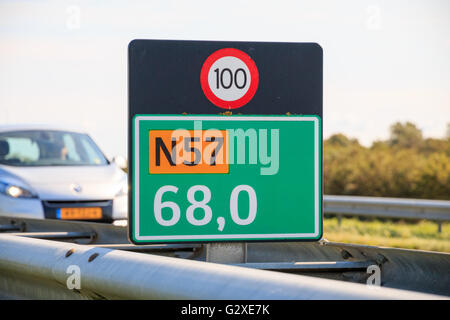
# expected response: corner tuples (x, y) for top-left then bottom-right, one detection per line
(420, 138), (450, 156)
(327, 133), (360, 148)
(389, 122), (423, 149)
(323, 125), (450, 200)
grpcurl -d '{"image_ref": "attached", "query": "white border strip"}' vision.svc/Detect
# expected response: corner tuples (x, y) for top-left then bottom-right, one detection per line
(134, 116), (320, 241)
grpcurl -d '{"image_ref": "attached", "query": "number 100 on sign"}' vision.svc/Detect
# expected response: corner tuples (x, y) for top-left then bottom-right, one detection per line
(131, 115), (322, 243)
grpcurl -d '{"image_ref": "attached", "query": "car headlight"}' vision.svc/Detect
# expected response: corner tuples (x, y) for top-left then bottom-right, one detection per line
(0, 181), (38, 199)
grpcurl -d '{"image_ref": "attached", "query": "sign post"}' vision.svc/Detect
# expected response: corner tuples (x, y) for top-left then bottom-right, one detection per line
(128, 40), (322, 245)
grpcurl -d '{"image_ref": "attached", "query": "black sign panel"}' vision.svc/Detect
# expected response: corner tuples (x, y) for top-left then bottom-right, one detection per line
(129, 39), (322, 116)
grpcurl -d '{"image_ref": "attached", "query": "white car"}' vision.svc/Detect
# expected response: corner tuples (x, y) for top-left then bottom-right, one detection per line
(0, 124), (128, 224)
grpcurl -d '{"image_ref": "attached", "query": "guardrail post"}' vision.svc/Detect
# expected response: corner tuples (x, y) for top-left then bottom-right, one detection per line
(438, 222), (442, 234)
(206, 242), (247, 263)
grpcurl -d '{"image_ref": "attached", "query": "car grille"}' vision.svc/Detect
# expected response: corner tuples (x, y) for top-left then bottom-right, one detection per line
(42, 200), (113, 223)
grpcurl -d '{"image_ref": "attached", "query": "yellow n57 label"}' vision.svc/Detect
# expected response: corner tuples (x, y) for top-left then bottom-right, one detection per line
(149, 130), (229, 174)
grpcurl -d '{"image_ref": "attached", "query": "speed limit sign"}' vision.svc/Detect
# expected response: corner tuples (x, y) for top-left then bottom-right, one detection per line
(200, 48), (259, 109)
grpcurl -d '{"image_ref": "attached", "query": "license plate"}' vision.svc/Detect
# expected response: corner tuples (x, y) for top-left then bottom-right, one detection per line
(57, 207), (102, 220)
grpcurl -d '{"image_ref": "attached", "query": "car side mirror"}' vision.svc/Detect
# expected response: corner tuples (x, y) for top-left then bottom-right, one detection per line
(112, 155), (127, 170)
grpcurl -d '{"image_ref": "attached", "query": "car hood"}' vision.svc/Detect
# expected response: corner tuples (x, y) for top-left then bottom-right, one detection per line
(0, 164), (127, 201)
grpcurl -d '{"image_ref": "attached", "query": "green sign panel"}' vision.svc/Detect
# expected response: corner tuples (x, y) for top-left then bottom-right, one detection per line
(131, 115), (322, 243)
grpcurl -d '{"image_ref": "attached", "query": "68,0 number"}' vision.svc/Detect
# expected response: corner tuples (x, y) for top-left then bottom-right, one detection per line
(153, 185), (257, 229)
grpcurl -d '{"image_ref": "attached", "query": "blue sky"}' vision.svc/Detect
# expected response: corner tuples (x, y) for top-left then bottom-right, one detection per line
(1, 0), (449, 158)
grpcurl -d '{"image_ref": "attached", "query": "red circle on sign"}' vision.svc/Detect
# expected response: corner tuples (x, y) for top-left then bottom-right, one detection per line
(200, 48), (259, 110)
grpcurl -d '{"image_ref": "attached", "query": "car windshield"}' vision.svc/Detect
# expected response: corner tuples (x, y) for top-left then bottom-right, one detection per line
(0, 130), (108, 167)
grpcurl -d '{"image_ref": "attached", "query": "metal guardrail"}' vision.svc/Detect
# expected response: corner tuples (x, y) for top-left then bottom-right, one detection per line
(0, 195), (449, 299)
(324, 195), (450, 221)
(1, 217), (450, 297)
(0, 234), (445, 300)
(324, 195), (450, 232)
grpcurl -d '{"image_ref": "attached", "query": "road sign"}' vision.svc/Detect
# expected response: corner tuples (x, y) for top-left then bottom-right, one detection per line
(128, 40), (323, 244)
(200, 48), (259, 109)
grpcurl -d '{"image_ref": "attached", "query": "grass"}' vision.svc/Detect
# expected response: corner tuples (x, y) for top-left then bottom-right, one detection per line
(323, 217), (450, 253)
